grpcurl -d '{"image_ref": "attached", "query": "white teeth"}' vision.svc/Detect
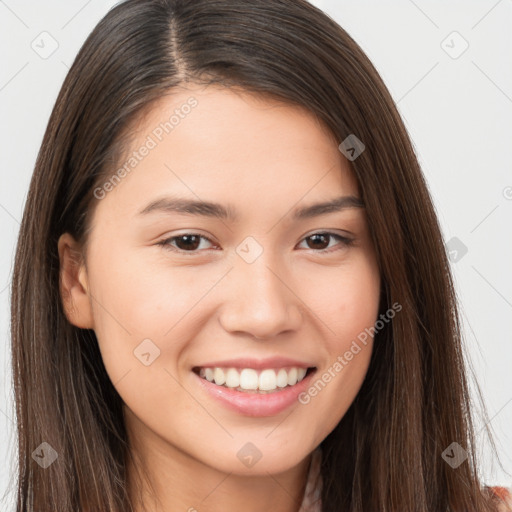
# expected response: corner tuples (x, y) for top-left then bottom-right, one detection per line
(197, 366), (311, 392)
(287, 367), (298, 386)
(258, 369), (276, 391)
(240, 369), (259, 390)
(225, 368), (240, 388)
(213, 368), (226, 386)
(276, 368), (289, 388)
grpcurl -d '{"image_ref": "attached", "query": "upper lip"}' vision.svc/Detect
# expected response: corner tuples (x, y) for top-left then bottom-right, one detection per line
(193, 356), (316, 370)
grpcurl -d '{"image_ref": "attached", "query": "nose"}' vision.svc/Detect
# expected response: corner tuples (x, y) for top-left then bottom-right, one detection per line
(218, 256), (303, 340)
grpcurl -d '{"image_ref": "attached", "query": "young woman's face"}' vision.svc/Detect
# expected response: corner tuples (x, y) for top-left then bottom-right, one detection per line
(59, 84), (380, 477)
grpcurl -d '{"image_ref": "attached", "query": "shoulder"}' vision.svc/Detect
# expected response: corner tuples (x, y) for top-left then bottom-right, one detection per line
(485, 485), (512, 511)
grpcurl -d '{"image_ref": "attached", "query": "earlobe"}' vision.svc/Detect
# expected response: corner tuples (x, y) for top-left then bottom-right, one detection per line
(58, 233), (94, 329)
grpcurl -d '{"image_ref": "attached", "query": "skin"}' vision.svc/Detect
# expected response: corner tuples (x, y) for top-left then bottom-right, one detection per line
(58, 83), (381, 512)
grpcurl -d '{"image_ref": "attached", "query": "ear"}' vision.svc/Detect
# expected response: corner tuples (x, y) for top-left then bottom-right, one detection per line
(58, 232), (94, 329)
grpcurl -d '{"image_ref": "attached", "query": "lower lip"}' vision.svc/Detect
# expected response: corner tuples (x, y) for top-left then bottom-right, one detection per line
(193, 368), (317, 417)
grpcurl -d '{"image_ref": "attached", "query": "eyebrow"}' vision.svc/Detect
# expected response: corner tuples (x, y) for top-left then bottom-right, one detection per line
(137, 195), (364, 221)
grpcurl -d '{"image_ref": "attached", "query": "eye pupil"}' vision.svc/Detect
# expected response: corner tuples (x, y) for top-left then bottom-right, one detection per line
(176, 235), (201, 251)
(307, 233), (329, 250)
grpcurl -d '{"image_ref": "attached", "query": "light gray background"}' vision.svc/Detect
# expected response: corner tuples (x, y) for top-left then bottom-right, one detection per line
(1, 0), (511, 507)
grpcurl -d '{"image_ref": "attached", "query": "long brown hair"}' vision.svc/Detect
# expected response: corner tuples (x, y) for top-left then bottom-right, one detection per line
(8, 0), (508, 510)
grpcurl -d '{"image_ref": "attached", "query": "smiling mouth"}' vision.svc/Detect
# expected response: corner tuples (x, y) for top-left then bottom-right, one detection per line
(192, 366), (317, 394)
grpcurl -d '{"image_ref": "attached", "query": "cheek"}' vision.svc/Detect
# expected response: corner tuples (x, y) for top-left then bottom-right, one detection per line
(89, 246), (210, 337)
(310, 253), (381, 347)
(86, 247), (226, 387)
(297, 254), (380, 432)
(83, 249), (176, 379)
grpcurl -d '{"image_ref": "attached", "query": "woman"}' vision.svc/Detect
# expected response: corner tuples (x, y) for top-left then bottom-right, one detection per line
(9, 0), (511, 510)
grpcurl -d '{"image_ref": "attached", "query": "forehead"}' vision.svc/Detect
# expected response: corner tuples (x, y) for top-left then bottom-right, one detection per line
(92, 84), (360, 223)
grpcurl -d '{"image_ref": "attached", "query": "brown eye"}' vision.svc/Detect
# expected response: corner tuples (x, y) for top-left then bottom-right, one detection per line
(157, 234), (215, 253)
(299, 232), (354, 253)
(157, 231), (354, 255)
(305, 233), (330, 250)
(173, 234), (201, 251)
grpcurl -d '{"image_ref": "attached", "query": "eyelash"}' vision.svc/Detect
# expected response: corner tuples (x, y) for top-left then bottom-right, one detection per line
(156, 231), (355, 255)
